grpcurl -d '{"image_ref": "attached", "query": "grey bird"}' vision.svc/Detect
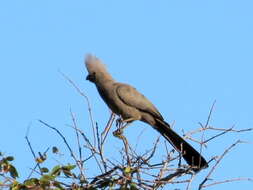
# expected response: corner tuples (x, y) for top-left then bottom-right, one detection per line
(85, 54), (208, 171)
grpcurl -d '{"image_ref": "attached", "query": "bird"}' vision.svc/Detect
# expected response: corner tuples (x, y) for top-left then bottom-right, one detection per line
(84, 54), (208, 171)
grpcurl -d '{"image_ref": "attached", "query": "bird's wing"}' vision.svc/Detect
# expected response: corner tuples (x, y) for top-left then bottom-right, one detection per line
(116, 83), (163, 119)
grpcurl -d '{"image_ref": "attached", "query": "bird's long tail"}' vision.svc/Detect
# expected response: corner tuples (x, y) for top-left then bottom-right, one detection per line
(153, 119), (208, 171)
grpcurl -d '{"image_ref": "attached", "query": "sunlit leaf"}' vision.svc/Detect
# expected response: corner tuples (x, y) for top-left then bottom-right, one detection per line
(51, 165), (61, 176)
(40, 167), (49, 173)
(62, 164), (76, 171)
(124, 166), (132, 174)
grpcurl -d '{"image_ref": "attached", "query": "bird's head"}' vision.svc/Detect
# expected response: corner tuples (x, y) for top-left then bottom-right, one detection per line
(84, 54), (114, 84)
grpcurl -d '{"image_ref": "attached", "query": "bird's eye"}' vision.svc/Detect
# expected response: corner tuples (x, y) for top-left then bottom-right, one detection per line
(91, 72), (96, 80)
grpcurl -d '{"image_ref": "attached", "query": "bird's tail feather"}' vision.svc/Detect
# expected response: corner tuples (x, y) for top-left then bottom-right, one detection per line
(154, 119), (208, 171)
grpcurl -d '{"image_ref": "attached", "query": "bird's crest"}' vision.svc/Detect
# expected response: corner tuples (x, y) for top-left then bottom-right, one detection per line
(85, 54), (108, 75)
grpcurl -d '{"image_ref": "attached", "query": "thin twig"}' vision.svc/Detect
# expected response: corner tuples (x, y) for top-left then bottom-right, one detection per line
(70, 109), (85, 180)
(199, 140), (242, 189)
(144, 137), (160, 162)
(198, 101), (216, 168)
(185, 125), (253, 138)
(69, 125), (104, 173)
(203, 126), (234, 144)
(101, 113), (115, 145)
(27, 147), (49, 179)
(202, 177), (253, 188)
(38, 120), (80, 168)
(96, 122), (107, 172)
(25, 125), (43, 176)
(186, 173), (196, 190)
(59, 70), (97, 147)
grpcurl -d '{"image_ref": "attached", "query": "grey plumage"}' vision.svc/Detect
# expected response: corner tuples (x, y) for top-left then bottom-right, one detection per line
(85, 54), (208, 171)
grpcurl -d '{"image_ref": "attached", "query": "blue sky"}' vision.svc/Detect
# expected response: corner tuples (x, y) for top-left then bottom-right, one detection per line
(0, 0), (252, 189)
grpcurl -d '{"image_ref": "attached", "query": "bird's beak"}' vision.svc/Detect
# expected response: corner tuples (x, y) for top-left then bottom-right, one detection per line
(86, 73), (96, 82)
(86, 74), (95, 82)
(86, 74), (91, 80)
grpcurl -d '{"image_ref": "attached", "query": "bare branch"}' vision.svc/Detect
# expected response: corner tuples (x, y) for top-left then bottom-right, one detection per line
(70, 109), (85, 180)
(38, 120), (80, 169)
(25, 125), (43, 176)
(202, 177), (253, 188)
(199, 140), (242, 189)
(58, 70), (97, 147)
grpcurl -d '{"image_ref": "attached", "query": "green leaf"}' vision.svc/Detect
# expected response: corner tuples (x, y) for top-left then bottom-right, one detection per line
(50, 165), (61, 176)
(124, 166), (132, 174)
(61, 164), (76, 178)
(6, 156), (14, 161)
(130, 183), (139, 190)
(40, 174), (56, 182)
(35, 157), (45, 164)
(62, 164), (76, 171)
(40, 167), (49, 173)
(9, 164), (19, 178)
(62, 169), (72, 177)
(24, 178), (39, 186)
(11, 186), (19, 190)
(53, 181), (64, 189)
(52, 146), (59, 154)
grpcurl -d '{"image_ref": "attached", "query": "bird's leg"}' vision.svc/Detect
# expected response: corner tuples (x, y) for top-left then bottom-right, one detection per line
(116, 118), (124, 128)
(119, 117), (137, 130)
(114, 117), (124, 137)
(113, 117), (136, 136)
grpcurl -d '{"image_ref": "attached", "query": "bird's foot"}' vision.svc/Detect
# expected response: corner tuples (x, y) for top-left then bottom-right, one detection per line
(114, 117), (132, 139)
(113, 128), (124, 139)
